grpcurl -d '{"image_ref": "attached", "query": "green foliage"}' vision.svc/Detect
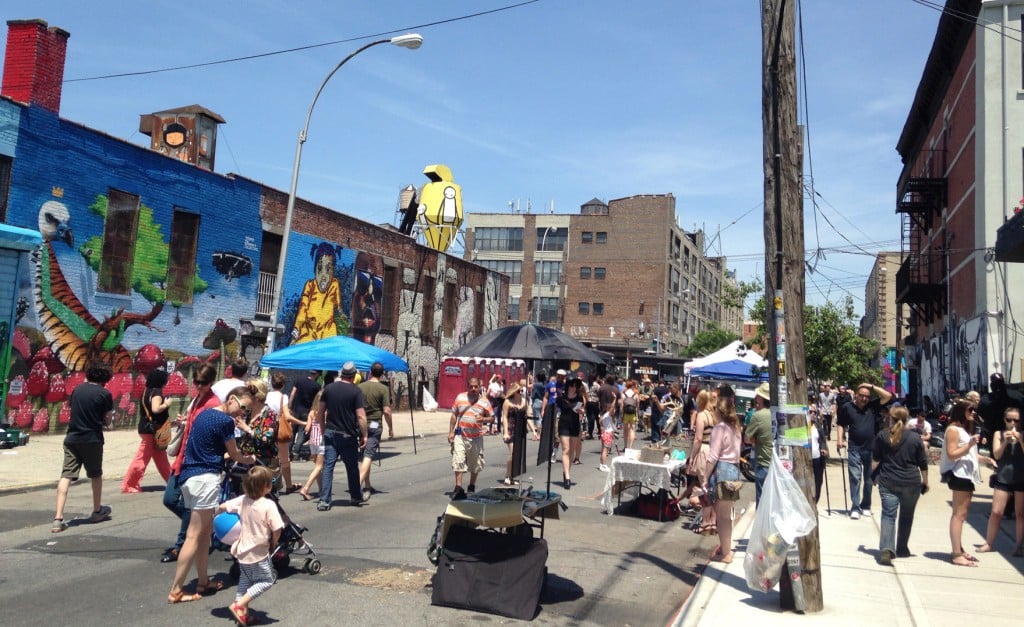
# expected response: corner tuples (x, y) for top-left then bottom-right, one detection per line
(748, 295), (881, 386)
(81, 194), (208, 304)
(683, 323), (739, 358)
(721, 277), (763, 311)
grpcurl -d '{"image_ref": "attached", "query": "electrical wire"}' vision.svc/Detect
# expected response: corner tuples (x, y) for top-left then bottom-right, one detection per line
(55, 0), (543, 83)
(909, 0), (1024, 42)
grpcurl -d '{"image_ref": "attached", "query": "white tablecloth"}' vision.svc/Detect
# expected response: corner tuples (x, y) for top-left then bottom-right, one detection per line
(600, 457), (686, 514)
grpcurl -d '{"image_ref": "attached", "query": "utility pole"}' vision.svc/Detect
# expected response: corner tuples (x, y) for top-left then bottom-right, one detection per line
(762, 0), (821, 612)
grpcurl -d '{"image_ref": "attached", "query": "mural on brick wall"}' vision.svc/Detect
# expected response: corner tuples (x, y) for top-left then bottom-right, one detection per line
(913, 316), (988, 406)
(278, 233), (385, 349)
(4, 105), (263, 433)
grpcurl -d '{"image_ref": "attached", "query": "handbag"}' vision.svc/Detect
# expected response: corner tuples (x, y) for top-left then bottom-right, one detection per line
(277, 396), (293, 443)
(144, 392), (173, 451)
(712, 461), (744, 501)
(165, 422), (184, 457)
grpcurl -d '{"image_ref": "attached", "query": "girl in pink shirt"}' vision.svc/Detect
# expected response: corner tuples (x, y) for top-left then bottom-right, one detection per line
(218, 466), (284, 625)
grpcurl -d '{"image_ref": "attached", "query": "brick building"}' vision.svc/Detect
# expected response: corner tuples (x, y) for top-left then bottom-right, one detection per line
(465, 194), (739, 370)
(0, 19), (506, 427)
(898, 1), (1024, 403)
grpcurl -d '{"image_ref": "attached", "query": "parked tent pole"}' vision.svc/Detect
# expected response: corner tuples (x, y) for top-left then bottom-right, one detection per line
(406, 371), (418, 454)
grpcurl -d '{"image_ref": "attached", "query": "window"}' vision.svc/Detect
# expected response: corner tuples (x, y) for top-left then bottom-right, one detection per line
(535, 260), (562, 285)
(474, 227), (523, 251)
(595, 231), (607, 244)
(592, 302), (604, 316)
(165, 209), (200, 305)
(581, 231), (593, 244)
(580, 267), (591, 280)
(578, 302), (590, 315)
(538, 297), (559, 323)
(0, 155), (11, 222)
(670, 267), (680, 294)
(508, 296), (520, 321)
(594, 267), (606, 280)
(536, 227), (568, 251)
(97, 189), (141, 295)
(443, 282), (457, 337)
(480, 259), (522, 284)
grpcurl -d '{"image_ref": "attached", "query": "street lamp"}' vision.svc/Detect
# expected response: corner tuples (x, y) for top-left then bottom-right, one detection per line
(266, 33), (424, 352)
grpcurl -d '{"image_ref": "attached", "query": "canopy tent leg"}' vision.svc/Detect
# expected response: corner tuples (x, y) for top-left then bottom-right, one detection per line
(406, 371), (418, 454)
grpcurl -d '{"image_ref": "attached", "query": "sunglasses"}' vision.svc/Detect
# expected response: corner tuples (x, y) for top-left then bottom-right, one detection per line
(193, 379), (209, 386)
(1007, 418), (1020, 424)
(230, 396), (252, 417)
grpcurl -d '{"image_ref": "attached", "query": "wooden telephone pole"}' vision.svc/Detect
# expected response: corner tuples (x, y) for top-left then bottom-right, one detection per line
(762, 0), (822, 612)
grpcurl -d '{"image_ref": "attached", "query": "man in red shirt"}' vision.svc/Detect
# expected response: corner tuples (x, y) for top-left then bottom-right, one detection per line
(448, 378), (494, 500)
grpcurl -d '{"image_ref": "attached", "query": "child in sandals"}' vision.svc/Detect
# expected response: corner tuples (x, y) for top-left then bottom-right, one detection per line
(218, 466), (284, 625)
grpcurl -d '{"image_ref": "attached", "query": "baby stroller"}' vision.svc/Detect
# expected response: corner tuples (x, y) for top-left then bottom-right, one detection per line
(217, 461), (321, 580)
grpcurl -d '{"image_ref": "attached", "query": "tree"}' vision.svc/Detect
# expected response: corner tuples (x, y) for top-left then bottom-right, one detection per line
(682, 323), (739, 358)
(748, 295), (881, 386)
(721, 277), (763, 311)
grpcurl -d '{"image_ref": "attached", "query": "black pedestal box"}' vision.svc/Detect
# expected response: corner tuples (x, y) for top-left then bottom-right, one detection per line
(431, 525), (548, 620)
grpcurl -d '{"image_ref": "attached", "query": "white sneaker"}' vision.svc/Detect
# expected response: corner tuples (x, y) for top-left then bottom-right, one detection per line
(850, 510), (861, 520)
(598, 464), (610, 472)
(862, 510), (873, 517)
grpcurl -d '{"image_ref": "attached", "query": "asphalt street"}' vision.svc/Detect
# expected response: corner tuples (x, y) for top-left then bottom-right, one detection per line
(0, 429), (728, 626)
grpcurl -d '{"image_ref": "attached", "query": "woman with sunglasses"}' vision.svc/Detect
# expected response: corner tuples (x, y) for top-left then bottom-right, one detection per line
(977, 407), (1024, 556)
(168, 386), (257, 604)
(939, 399), (985, 566)
(160, 365), (222, 564)
(238, 378), (281, 490)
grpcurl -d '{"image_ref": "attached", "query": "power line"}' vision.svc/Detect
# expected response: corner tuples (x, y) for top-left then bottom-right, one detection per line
(44, 0), (542, 83)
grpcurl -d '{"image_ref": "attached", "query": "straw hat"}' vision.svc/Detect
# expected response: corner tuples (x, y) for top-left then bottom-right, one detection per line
(505, 382), (522, 399)
(755, 382), (771, 401)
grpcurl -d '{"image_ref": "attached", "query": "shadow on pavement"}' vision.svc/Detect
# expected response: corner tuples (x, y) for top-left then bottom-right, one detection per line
(540, 571), (584, 604)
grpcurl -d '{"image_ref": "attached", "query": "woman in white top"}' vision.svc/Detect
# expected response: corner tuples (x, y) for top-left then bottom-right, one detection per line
(939, 399), (984, 567)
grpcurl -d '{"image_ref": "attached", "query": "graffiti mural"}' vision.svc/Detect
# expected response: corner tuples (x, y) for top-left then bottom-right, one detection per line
(277, 233), (387, 350)
(352, 251), (383, 345)
(913, 315), (989, 404)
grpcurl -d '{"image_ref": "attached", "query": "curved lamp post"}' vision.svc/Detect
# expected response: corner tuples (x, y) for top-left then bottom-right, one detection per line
(266, 34), (423, 352)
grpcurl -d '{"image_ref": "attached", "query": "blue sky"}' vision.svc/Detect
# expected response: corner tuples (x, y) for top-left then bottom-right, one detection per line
(3, 0), (944, 316)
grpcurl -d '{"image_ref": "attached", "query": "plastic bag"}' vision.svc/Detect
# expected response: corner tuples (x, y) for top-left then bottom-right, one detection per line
(743, 452), (818, 592)
(421, 387), (439, 412)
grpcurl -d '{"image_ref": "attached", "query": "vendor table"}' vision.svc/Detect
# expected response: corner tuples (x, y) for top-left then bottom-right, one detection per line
(440, 486), (561, 545)
(600, 457), (686, 517)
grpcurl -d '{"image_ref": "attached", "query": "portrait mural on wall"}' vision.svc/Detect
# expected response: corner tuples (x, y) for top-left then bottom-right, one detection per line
(351, 251), (383, 345)
(279, 233), (385, 349)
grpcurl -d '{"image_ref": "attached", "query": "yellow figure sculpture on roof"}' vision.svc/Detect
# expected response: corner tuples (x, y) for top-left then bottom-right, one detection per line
(416, 164), (462, 253)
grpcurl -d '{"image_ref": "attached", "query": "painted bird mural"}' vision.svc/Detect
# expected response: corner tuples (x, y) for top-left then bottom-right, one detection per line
(34, 200), (162, 373)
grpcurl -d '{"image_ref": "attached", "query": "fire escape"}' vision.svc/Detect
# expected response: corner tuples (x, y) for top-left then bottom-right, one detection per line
(895, 172), (946, 332)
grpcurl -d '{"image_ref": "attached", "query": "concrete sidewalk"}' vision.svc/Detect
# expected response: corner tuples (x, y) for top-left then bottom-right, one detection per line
(0, 408), (452, 495)
(673, 442), (1024, 626)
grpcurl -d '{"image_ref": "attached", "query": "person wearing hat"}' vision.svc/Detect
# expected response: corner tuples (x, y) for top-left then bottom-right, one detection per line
(501, 382), (529, 485)
(744, 382), (774, 505)
(316, 362), (368, 511)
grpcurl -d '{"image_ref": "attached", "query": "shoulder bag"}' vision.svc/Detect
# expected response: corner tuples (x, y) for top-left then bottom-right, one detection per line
(277, 395), (292, 443)
(147, 392), (173, 451)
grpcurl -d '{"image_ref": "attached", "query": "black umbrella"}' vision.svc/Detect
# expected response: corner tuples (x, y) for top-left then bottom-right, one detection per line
(450, 323), (607, 364)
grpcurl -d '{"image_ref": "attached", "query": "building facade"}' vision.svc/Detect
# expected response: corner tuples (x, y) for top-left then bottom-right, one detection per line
(862, 252), (906, 392)
(897, 1), (1024, 403)
(464, 194), (737, 369)
(0, 19), (507, 427)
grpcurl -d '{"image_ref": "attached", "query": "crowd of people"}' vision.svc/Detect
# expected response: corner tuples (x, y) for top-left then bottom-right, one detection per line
(46, 352), (1024, 622)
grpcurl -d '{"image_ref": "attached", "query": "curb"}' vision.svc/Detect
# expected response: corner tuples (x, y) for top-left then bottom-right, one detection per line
(670, 501), (757, 627)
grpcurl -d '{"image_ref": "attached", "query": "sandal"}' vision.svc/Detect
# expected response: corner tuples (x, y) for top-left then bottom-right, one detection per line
(51, 518), (67, 533)
(975, 543), (994, 553)
(573, 459), (582, 465)
(719, 551), (734, 564)
(196, 579), (226, 596)
(230, 602), (249, 625)
(167, 589), (203, 604)
(298, 490), (312, 501)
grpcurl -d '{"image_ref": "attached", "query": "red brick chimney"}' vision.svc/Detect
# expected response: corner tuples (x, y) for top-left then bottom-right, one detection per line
(2, 19), (70, 113)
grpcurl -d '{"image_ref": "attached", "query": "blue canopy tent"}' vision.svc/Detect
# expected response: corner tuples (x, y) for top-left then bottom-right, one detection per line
(259, 335), (408, 373)
(689, 358), (768, 381)
(259, 335), (416, 451)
